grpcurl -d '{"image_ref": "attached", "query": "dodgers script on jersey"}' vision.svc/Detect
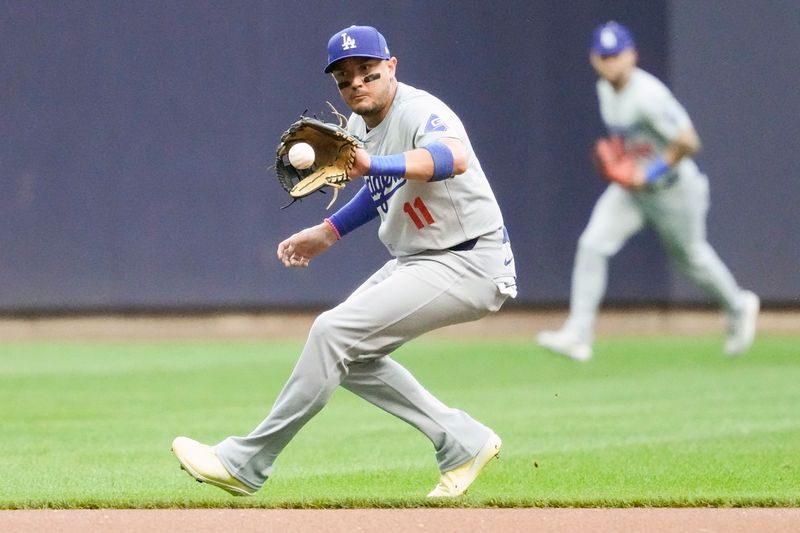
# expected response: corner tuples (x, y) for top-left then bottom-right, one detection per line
(597, 68), (701, 184)
(346, 82), (504, 256)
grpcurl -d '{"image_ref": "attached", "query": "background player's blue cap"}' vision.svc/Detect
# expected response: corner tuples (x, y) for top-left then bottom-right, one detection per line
(591, 21), (635, 56)
(324, 25), (391, 73)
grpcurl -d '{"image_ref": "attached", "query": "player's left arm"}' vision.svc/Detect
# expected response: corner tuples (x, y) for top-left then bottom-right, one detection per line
(624, 126), (701, 188)
(631, 91), (701, 188)
(662, 126), (701, 165)
(350, 137), (467, 182)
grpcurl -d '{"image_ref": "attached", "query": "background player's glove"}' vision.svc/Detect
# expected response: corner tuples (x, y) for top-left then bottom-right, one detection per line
(275, 104), (361, 209)
(593, 136), (637, 188)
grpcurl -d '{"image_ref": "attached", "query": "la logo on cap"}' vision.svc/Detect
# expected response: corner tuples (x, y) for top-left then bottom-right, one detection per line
(341, 32), (357, 50)
(600, 28), (618, 49)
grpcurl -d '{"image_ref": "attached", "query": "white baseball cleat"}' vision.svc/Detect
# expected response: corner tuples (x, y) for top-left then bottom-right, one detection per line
(427, 433), (502, 497)
(724, 290), (760, 356)
(537, 329), (593, 362)
(171, 436), (256, 496)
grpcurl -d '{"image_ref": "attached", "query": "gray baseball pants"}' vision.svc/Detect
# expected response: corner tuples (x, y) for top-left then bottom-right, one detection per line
(564, 173), (744, 341)
(215, 228), (516, 490)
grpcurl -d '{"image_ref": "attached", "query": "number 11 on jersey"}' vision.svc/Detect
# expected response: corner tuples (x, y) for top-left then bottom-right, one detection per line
(403, 197), (435, 229)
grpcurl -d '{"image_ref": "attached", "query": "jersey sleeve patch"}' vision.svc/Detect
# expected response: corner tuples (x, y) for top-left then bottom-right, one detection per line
(424, 114), (449, 133)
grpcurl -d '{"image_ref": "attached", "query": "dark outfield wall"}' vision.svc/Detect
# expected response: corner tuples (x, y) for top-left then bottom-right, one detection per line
(0, 1), (795, 312)
(668, 0), (800, 304)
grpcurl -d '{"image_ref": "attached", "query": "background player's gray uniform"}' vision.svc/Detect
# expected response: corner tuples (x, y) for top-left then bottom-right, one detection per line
(563, 68), (746, 342)
(214, 82), (516, 490)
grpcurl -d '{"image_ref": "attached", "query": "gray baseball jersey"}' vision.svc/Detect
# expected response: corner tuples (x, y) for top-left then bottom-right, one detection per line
(347, 82), (504, 257)
(597, 68), (701, 185)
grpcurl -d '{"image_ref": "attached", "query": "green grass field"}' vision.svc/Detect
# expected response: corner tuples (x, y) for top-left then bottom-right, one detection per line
(1, 334), (798, 509)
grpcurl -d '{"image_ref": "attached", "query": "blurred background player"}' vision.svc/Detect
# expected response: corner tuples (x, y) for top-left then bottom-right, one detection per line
(537, 21), (759, 362)
(173, 25), (516, 497)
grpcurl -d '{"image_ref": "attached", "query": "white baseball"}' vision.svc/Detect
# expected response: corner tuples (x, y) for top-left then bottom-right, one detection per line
(288, 142), (315, 169)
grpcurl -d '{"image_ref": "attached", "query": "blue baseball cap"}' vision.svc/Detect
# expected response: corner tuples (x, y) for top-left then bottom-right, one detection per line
(591, 21), (635, 56)
(324, 25), (391, 73)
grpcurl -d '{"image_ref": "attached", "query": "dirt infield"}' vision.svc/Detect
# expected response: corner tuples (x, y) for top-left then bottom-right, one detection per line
(3, 508), (800, 532)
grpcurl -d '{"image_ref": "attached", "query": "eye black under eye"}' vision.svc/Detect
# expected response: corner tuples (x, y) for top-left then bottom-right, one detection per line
(337, 80), (350, 89)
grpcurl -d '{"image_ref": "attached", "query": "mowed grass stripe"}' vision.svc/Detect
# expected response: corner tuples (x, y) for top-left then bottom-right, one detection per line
(0, 336), (797, 508)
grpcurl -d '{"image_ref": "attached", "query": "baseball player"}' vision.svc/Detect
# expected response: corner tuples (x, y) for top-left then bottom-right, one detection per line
(172, 25), (517, 497)
(537, 21), (759, 362)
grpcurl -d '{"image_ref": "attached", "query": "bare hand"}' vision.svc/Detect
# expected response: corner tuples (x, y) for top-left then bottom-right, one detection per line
(277, 222), (338, 268)
(349, 148), (371, 179)
(628, 166), (647, 189)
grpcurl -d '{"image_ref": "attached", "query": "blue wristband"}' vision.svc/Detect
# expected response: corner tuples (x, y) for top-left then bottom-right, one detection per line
(644, 157), (669, 183)
(368, 153), (406, 177)
(422, 141), (455, 181)
(326, 185), (378, 238)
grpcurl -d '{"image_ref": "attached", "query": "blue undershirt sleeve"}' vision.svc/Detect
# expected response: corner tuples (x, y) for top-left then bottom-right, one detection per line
(325, 185), (378, 238)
